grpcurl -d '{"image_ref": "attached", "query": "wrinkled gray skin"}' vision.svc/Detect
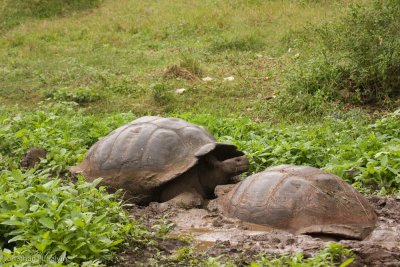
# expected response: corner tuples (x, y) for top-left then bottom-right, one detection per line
(71, 116), (249, 208)
(160, 154), (249, 207)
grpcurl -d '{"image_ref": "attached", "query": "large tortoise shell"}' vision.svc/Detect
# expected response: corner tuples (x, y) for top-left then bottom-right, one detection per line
(71, 116), (242, 203)
(220, 165), (377, 240)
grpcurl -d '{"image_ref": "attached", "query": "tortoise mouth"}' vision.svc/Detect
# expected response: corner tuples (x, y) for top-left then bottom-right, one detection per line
(230, 156), (250, 175)
(236, 161), (250, 173)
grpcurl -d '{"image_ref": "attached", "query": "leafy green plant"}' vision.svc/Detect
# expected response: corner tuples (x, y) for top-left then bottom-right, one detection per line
(2, 103), (400, 193)
(198, 256), (236, 267)
(44, 87), (102, 105)
(1, 103), (399, 266)
(325, 110), (400, 193)
(178, 109), (400, 193)
(249, 243), (353, 267)
(0, 171), (147, 266)
(286, 0), (400, 105)
(0, 102), (134, 174)
(197, 243), (353, 267)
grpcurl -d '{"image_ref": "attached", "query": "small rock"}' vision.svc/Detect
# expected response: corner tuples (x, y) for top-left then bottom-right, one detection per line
(175, 88), (186, 94)
(286, 238), (296, 245)
(158, 203), (171, 213)
(20, 148), (47, 169)
(223, 76), (234, 81)
(212, 220), (223, 227)
(202, 76), (213, 81)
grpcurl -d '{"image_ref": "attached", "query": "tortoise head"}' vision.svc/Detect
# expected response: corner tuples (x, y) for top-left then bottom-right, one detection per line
(205, 154), (249, 176)
(196, 143), (249, 197)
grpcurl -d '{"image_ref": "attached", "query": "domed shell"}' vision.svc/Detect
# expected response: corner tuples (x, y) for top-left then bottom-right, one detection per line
(71, 116), (243, 204)
(220, 165), (377, 240)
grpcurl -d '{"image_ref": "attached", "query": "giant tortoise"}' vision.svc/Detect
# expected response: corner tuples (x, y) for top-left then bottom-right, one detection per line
(217, 165), (377, 240)
(71, 116), (249, 207)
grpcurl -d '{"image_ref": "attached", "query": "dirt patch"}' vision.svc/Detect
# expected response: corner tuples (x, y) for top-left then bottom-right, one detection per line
(117, 195), (400, 266)
(163, 65), (199, 81)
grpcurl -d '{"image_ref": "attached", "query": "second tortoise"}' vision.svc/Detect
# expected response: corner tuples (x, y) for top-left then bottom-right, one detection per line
(216, 165), (377, 240)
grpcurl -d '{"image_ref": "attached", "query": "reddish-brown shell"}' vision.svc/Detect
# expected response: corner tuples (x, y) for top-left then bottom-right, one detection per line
(219, 165), (377, 240)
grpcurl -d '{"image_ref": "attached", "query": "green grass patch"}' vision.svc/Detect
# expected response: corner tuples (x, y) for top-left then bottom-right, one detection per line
(0, 0), (103, 32)
(285, 0), (400, 106)
(44, 87), (102, 104)
(211, 33), (266, 52)
(0, 0), (357, 120)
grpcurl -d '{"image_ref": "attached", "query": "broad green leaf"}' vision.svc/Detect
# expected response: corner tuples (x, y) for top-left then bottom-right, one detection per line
(36, 242), (47, 252)
(74, 218), (85, 228)
(90, 178), (103, 188)
(7, 235), (25, 243)
(15, 196), (28, 212)
(340, 258), (355, 267)
(39, 216), (55, 229)
(1, 219), (25, 226)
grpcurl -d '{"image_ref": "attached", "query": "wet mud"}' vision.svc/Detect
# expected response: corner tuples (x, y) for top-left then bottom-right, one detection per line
(118, 195), (400, 266)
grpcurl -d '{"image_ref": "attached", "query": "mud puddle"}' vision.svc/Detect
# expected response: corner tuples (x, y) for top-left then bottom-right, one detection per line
(119, 195), (400, 266)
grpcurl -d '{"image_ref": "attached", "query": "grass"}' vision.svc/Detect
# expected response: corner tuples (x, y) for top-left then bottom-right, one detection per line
(0, 0), (102, 32)
(284, 0), (400, 106)
(0, 0), (361, 121)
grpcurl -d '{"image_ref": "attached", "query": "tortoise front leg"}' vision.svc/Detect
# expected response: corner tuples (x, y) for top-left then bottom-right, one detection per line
(159, 167), (206, 208)
(165, 190), (204, 208)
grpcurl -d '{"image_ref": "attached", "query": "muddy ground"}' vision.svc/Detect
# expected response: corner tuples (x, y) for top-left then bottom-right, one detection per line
(117, 195), (400, 266)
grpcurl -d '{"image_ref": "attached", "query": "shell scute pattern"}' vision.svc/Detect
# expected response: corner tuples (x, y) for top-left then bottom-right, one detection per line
(221, 165), (377, 240)
(71, 116), (243, 205)
(85, 117), (213, 173)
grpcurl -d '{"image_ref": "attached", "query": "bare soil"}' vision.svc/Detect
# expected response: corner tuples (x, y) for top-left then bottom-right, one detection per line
(116, 195), (400, 266)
